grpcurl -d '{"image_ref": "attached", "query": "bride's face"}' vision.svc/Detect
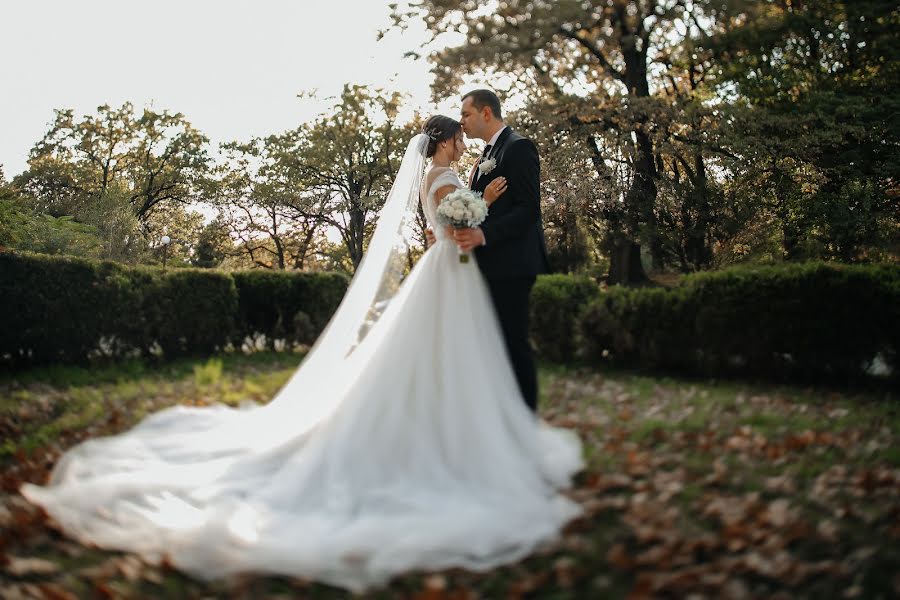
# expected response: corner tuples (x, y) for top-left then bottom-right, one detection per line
(450, 132), (466, 162)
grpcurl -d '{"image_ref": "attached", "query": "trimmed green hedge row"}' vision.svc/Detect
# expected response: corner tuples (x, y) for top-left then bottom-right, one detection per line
(3, 250), (896, 381)
(530, 274), (601, 363)
(532, 263), (900, 379)
(232, 270), (349, 347)
(0, 251), (348, 366)
(572, 262), (898, 381)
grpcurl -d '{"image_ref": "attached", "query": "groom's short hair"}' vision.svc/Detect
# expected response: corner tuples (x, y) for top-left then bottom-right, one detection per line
(462, 89), (502, 120)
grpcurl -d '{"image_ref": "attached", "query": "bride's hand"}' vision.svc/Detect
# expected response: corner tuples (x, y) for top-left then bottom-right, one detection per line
(483, 177), (507, 206)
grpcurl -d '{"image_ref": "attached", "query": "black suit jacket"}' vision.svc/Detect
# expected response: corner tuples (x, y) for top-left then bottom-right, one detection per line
(471, 127), (550, 279)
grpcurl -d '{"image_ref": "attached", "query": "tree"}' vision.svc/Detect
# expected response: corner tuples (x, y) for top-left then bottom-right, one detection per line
(0, 166), (104, 256)
(76, 181), (146, 263)
(211, 137), (328, 271)
(128, 108), (211, 220)
(274, 85), (416, 270)
(393, 0), (733, 283)
(16, 102), (210, 224)
(700, 0), (900, 261)
(192, 217), (233, 269)
(512, 108), (599, 275)
(143, 202), (205, 267)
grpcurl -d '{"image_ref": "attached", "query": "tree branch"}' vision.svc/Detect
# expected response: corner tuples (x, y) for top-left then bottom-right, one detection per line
(560, 26), (627, 83)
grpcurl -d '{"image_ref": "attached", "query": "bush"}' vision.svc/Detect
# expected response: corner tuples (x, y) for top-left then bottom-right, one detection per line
(137, 267), (237, 357)
(579, 262), (900, 381)
(0, 252), (237, 365)
(0, 250), (348, 366)
(231, 270), (349, 347)
(530, 274), (601, 362)
(0, 252), (140, 364)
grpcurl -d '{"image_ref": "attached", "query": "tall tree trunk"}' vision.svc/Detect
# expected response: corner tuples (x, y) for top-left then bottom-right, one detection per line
(607, 236), (645, 285)
(347, 203), (366, 269)
(606, 12), (656, 285)
(608, 126), (655, 285)
(686, 151), (713, 269)
(292, 228), (317, 270)
(272, 210), (286, 270)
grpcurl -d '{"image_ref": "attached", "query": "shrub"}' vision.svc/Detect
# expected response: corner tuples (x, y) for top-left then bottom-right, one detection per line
(231, 270), (349, 347)
(530, 274), (601, 362)
(0, 250), (348, 366)
(1, 252), (142, 364)
(579, 262), (900, 381)
(136, 267), (237, 358)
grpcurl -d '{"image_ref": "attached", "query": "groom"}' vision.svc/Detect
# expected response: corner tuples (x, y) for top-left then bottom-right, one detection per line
(453, 89), (550, 413)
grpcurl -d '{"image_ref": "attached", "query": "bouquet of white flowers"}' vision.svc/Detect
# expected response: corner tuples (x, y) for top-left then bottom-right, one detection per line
(435, 188), (489, 263)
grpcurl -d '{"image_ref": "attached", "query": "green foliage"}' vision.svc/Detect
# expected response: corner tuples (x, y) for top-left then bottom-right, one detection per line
(530, 274), (601, 362)
(0, 251), (347, 367)
(193, 357), (223, 386)
(274, 85), (419, 269)
(581, 285), (698, 371)
(15, 102), (210, 222)
(708, 0), (900, 262)
(0, 251), (236, 365)
(397, 1), (900, 278)
(75, 182), (146, 262)
(579, 262), (900, 381)
(192, 218), (231, 268)
(5, 103), (212, 267)
(142, 202), (206, 267)
(0, 205), (102, 257)
(137, 267), (238, 357)
(1, 175), (103, 256)
(1, 251), (133, 364)
(231, 270), (349, 346)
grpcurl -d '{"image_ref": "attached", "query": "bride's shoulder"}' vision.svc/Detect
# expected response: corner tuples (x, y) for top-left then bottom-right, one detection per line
(425, 167), (462, 189)
(425, 166), (453, 178)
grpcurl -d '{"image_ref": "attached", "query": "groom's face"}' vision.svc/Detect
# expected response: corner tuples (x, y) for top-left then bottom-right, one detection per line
(460, 97), (487, 141)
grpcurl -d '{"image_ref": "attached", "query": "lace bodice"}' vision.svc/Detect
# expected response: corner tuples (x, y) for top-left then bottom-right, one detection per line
(420, 167), (464, 242)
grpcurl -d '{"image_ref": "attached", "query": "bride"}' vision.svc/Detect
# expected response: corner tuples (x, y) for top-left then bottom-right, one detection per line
(21, 116), (583, 593)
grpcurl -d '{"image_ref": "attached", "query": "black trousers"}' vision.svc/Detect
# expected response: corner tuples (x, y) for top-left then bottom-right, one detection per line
(484, 276), (538, 412)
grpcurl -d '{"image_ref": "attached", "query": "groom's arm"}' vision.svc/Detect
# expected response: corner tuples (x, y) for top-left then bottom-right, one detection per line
(479, 139), (541, 247)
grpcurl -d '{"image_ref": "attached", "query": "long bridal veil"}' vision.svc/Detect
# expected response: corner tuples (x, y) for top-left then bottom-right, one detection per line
(227, 133), (427, 432)
(175, 132), (430, 446)
(261, 133), (429, 420)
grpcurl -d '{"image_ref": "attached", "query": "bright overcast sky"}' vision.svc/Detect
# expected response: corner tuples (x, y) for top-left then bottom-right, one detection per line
(1, 0), (469, 177)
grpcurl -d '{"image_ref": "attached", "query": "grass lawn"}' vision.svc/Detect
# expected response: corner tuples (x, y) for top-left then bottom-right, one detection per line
(1, 353), (897, 599)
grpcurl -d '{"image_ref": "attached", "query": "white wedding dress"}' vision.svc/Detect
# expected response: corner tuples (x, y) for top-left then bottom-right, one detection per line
(22, 136), (583, 593)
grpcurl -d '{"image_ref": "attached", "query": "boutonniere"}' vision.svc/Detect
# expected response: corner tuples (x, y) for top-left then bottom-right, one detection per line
(478, 157), (497, 176)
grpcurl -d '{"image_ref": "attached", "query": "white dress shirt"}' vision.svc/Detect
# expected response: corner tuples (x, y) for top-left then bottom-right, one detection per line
(485, 126), (507, 157)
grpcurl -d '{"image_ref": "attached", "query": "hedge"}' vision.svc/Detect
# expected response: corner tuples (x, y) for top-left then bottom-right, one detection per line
(530, 274), (600, 362)
(232, 270), (349, 347)
(3, 251), (896, 382)
(579, 262), (899, 381)
(0, 251), (348, 366)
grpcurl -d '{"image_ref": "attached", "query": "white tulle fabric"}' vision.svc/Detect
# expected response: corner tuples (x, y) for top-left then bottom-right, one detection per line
(22, 136), (583, 593)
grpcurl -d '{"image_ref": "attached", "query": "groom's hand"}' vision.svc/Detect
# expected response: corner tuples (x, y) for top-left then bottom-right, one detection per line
(454, 228), (486, 252)
(425, 227), (436, 247)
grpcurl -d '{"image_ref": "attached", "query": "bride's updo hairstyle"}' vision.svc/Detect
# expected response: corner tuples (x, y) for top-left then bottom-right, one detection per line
(422, 115), (462, 158)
